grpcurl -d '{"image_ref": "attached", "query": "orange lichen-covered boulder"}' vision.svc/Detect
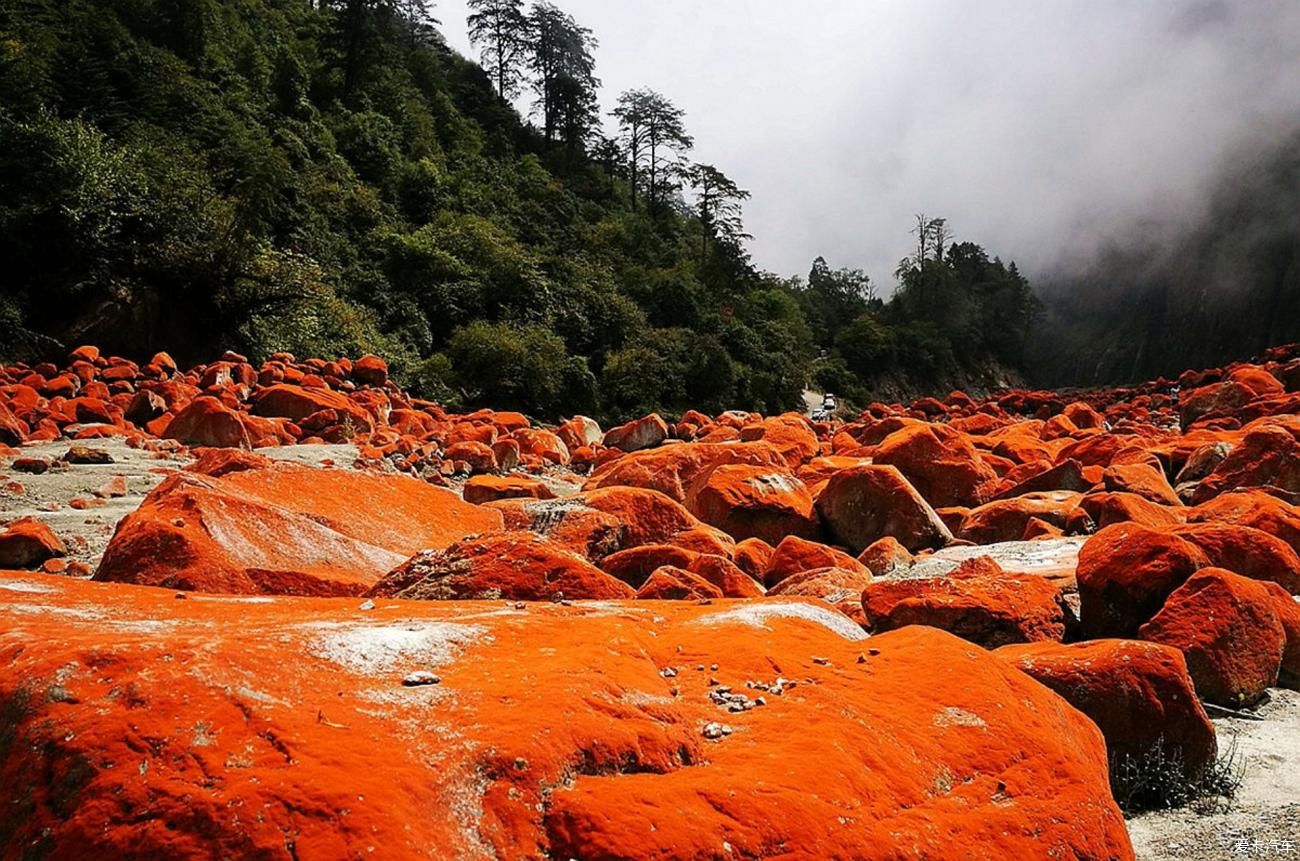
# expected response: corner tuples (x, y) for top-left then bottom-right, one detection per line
(1075, 523), (1210, 638)
(368, 531), (634, 601)
(463, 474), (556, 505)
(0, 516), (67, 568)
(857, 536), (915, 578)
(685, 464), (819, 545)
(635, 564), (724, 600)
(1170, 522), (1300, 593)
(1102, 462), (1182, 507)
(995, 639), (1217, 779)
(957, 491), (1082, 545)
(1189, 425), (1300, 503)
(583, 441), (786, 502)
(861, 556), (1068, 648)
(0, 578), (1133, 860)
(764, 535), (869, 588)
(94, 463), (502, 596)
(252, 384), (374, 433)
(872, 422), (997, 507)
(1138, 567), (1285, 706)
(600, 544), (699, 588)
(163, 395), (252, 449)
(572, 486), (702, 548)
(738, 414), (820, 467)
(815, 464), (953, 553)
(602, 412), (669, 452)
(0, 401), (28, 445)
(1262, 581), (1300, 688)
(687, 554), (765, 598)
(733, 536), (775, 580)
(767, 565), (871, 623)
(485, 496), (624, 561)
(1188, 490), (1300, 554)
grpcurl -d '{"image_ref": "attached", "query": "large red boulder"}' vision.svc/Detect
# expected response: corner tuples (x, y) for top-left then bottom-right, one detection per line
(957, 491), (1083, 544)
(0, 517), (67, 568)
(861, 556), (1067, 648)
(767, 565), (871, 623)
(1262, 582), (1300, 689)
(1188, 490), (1300, 554)
(463, 474), (556, 505)
(485, 496), (624, 561)
(872, 422), (998, 507)
(635, 565), (723, 600)
(995, 639), (1217, 779)
(1075, 524), (1210, 638)
(1189, 425), (1300, 503)
(599, 544), (699, 588)
(738, 414), (820, 467)
(1171, 522), (1300, 592)
(252, 384), (374, 433)
(368, 531), (634, 601)
(1138, 567), (1285, 706)
(94, 463), (502, 595)
(814, 464), (952, 553)
(0, 401), (28, 445)
(584, 441), (786, 502)
(0, 579), (1133, 860)
(764, 535), (869, 588)
(602, 413), (669, 452)
(163, 396), (251, 449)
(685, 464), (819, 545)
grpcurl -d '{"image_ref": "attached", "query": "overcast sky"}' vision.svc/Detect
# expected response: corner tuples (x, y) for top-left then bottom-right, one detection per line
(434, 1), (1300, 286)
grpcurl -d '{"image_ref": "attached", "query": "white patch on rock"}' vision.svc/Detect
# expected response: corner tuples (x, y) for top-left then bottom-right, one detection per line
(304, 620), (487, 675)
(0, 579), (56, 593)
(694, 601), (868, 641)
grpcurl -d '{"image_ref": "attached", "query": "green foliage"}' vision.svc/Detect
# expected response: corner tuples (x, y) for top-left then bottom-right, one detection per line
(0, 0), (1043, 415)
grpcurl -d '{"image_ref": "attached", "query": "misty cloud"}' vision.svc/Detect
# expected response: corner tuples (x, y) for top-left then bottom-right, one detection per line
(435, 1), (1300, 287)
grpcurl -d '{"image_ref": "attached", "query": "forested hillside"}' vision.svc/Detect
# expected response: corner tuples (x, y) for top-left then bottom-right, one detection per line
(0, 0), (1041, 420)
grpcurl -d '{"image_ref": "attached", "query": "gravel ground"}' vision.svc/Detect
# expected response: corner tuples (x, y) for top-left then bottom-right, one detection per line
(1127, 689), (1300, 860)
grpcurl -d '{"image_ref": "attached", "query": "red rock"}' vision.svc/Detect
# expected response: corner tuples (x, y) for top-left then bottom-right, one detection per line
(872, 422), (998, 507)
(574, 486), (701, 548)
(445, 440), (497, 474)
(685, 464), (819, 545)
(369, 531), (634, 601)
(764, 535), (869, 588)
(95, 464), (502, 595)
(187, 448), (275, 477)
(996, 639), (1216, 779)
(555, 415), (602, 451)
(0, 580), (1133, 860)
(1262, 582), (1300, 688)
(767, 565), (871, 623)
(958, 491), (1083, 544)
(664, 523), (735, 557)
(732, 537), (775, 580)
(463, 475), (556, 505)
(862, 556), (1067, 647)
(1102, 462), (1181, 507)
(485, 497), (623, 561)
(1180, 380), (1255, 428)
(602, 413), (669, 452)
(0, 402), (28, 445)
(1076, 523), (1211, 638)
(990, 458), (1092, 500)
(856, 536), (915, 578)
(1138, 568), (1285, 706)
(0, 517), (67, 568)
(1170, 522), (1300, 592)
(1188, 490), (1300, 554)
(600, 544), (699, 588)
(687, 554), (765, 598)
(1071, 491), (1185, 531)
(814, 464), (953, 553)
(163, 396), (252, 449)
(1190, 425), (1300, 503)
(738, 414), (820, 467)
(635, 565), (724, 600)
(252, 384), (374, 433)
(584, 441), (786, 502)
(511, 428), (569, 464)
(94, 475), (129, 498)
(352, 353), (389, 386)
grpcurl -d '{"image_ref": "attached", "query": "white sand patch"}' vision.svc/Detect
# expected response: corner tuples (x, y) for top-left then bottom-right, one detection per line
(304, 620), (487, 675)
(694, 601), (868, 641)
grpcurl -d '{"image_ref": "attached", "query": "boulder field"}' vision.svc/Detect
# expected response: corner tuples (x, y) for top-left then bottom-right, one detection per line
(3, 342), (1300, 856)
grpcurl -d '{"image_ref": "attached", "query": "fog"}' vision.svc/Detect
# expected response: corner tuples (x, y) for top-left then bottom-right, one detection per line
(434, 1), (1300, 287)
